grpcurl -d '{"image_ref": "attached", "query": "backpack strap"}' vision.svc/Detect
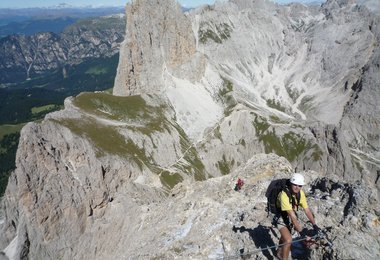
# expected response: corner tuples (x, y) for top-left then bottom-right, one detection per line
(283, 186), (301, 211)
(296, 192), (301, 207)
(293, 192), (301, 211)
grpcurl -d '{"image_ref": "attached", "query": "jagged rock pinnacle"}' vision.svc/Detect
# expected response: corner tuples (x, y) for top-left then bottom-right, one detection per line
(113, 0), (201, 96)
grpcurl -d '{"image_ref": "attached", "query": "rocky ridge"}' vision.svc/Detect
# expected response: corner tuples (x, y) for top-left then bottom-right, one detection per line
(0, 0), (379, 259)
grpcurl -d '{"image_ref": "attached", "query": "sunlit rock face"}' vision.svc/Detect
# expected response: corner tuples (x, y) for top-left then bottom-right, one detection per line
(113, 0), (202, 97)
(1, 0), (379, 259)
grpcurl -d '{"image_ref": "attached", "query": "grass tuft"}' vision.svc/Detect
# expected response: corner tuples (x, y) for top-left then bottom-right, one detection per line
(199, 22), (232, 44)
(252, 115), (323, 162)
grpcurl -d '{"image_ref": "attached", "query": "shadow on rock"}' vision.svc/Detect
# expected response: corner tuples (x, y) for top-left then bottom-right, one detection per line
(232, 224), (276, 259)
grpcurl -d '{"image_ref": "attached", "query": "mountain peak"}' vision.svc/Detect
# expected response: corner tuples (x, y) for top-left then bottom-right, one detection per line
(113, 0), (200, 97)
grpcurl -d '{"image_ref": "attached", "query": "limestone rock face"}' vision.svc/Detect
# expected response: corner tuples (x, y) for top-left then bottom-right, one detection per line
(113, 0), (202, 96)
(0, 93), (184, 259)
(2, 151), (378, 259)
(1, 0), (380, 259)
(340, 17), (380, 188)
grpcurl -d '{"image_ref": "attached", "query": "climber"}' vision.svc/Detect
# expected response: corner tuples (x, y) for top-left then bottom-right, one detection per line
(272, 173), (320, 260)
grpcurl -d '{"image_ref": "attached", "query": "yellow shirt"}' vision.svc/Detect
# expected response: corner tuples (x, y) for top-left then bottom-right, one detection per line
(277, 190), (308, 211)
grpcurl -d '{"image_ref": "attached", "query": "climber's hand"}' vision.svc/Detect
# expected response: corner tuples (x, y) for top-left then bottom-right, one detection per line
(313, 224), (320, 232)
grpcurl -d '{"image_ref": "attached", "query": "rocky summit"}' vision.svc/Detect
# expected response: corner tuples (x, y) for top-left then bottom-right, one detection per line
(1, 0), (379, 259)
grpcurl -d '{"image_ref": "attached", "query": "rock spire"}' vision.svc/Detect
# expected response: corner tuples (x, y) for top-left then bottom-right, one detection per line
(113, 0), (200, 96)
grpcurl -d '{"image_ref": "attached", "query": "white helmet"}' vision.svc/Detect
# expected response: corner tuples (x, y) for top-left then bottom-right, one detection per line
(290, 173), (305, 186)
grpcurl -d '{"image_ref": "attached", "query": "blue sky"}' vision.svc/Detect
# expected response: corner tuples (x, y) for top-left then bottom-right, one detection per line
(0, 0), (323, 9)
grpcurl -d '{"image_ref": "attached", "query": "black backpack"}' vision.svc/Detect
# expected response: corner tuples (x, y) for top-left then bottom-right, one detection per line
(265, 178), (301, 214)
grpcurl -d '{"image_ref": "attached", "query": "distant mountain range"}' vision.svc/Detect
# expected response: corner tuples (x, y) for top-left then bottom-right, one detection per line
(0, 17), (79, 37)
(0, 13), (125, 84)
(0, 6), (125, 36)
(0, 6), (125, 19)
